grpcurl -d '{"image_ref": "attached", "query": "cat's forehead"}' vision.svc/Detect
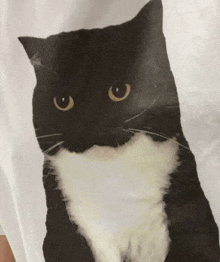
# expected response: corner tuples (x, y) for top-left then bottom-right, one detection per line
(43, 26), (134, 81)
(19, 0), (163, 67)
(47, 25), (131, 59)
(19, 0), (165, 86)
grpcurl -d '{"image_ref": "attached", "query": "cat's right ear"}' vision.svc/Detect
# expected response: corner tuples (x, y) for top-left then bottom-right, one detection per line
(18, 37), (45, 68)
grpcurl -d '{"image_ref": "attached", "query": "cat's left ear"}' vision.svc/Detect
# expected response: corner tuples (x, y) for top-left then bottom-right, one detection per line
(18, 36), (46, 69)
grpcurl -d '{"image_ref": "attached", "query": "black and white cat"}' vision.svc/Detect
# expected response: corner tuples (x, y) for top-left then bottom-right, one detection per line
(19, 0), (219, 261)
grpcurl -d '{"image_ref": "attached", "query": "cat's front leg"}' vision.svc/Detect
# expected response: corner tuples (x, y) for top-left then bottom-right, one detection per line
(42, 163), (95, 262)
(88, 241), (121, 262)
(43, 226), (95, 262)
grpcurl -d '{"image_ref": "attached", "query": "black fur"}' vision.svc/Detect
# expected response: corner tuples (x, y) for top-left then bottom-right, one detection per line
(42, 161), (95, 261)
(19, 0), (219, 261)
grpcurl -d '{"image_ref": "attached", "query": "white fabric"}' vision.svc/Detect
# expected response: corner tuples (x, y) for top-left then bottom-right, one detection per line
(0, 0), (219, 261)
(0, 224), (5, 235)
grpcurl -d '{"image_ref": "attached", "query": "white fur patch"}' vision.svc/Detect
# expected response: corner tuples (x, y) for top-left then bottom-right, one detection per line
(48, 134), (179, 262)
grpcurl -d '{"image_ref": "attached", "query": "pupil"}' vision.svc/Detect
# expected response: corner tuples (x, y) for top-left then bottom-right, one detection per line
(112, 86), (126, 98)
(57, 95), (69, 108)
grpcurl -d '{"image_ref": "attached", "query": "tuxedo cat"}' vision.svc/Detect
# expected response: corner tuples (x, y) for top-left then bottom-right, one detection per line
(19, 0), (219, 261)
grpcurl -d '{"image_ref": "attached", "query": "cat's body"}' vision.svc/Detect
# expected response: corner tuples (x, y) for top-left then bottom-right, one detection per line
(19, 0), (219, 261)
(47, 133), (178, 262)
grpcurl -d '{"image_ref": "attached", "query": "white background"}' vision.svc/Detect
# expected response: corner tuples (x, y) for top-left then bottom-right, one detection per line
(0, 0), (219, 261)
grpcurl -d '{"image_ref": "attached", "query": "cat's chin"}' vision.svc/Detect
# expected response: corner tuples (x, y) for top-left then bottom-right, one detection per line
(39, 128), (133, 156)
(63, 139), (131, 154)
(59, 129), (134, 154)
(40, 127), (180, 156)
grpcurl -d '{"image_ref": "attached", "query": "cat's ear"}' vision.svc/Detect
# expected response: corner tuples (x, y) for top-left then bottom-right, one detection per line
(18, 37), (46, 69)
(130, 0), (163, 32)
(18, 36), (59, 85)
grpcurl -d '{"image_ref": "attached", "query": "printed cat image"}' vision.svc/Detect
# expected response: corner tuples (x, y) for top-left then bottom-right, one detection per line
(19, 0), (219, 261)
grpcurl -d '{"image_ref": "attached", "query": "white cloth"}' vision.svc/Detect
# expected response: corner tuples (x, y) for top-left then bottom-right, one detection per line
(0, 0), (219, 261)
(0, 224), (5, 235)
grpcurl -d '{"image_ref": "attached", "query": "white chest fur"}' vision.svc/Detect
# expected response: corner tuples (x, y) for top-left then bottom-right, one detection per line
(48, 134), (179, 262)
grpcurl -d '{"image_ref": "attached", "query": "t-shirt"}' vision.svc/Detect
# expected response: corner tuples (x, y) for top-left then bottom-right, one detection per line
(0, 0), (220, 261)
(0, 224), (4, 235)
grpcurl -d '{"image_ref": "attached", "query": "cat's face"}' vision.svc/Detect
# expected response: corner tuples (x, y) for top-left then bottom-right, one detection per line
(19, 0), (181, 154)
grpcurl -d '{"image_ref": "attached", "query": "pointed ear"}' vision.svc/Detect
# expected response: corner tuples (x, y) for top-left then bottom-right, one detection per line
(18, 36), (46, 66)
(131, 0), (163, 31)
(18, 37), (45, 58)
(18, 36), (51, 73)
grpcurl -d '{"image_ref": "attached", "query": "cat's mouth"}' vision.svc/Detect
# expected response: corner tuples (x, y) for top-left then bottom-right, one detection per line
(62, 127), (135, 154)
(36, 104), (186, 155)
(36, 126), (134, 155)
(36, 125), (187, 156)
(37, 124), (185, 156)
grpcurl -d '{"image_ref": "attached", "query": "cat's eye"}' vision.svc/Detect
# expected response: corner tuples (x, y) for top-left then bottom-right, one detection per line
(53, 95), (74, 111)
(108, 84), (131, 102)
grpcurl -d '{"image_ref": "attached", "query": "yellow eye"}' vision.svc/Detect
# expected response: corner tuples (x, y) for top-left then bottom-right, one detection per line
(53, 95), (74, 111)
(108, 84), (131, 102)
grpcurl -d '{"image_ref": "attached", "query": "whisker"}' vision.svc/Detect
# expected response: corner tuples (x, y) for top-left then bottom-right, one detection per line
(37, 133), (63, 139)
(124, 108), (148, 123)
(121, 128), (133, 133)
(124, 96), (160, 123)
(128, 128), (170, 140)
(122, 128), (189, 150)
(39, 141), (57, 144)
(166, 106), (179, 108)
(43, 141), (64, 154)
(115, 139), (120, 147)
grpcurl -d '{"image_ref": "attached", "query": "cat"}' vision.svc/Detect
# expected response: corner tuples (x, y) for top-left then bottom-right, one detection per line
(19, 0), (219, 261)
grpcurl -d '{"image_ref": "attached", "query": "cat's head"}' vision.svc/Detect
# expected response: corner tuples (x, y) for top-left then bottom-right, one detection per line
(19, 0), (181, 155)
